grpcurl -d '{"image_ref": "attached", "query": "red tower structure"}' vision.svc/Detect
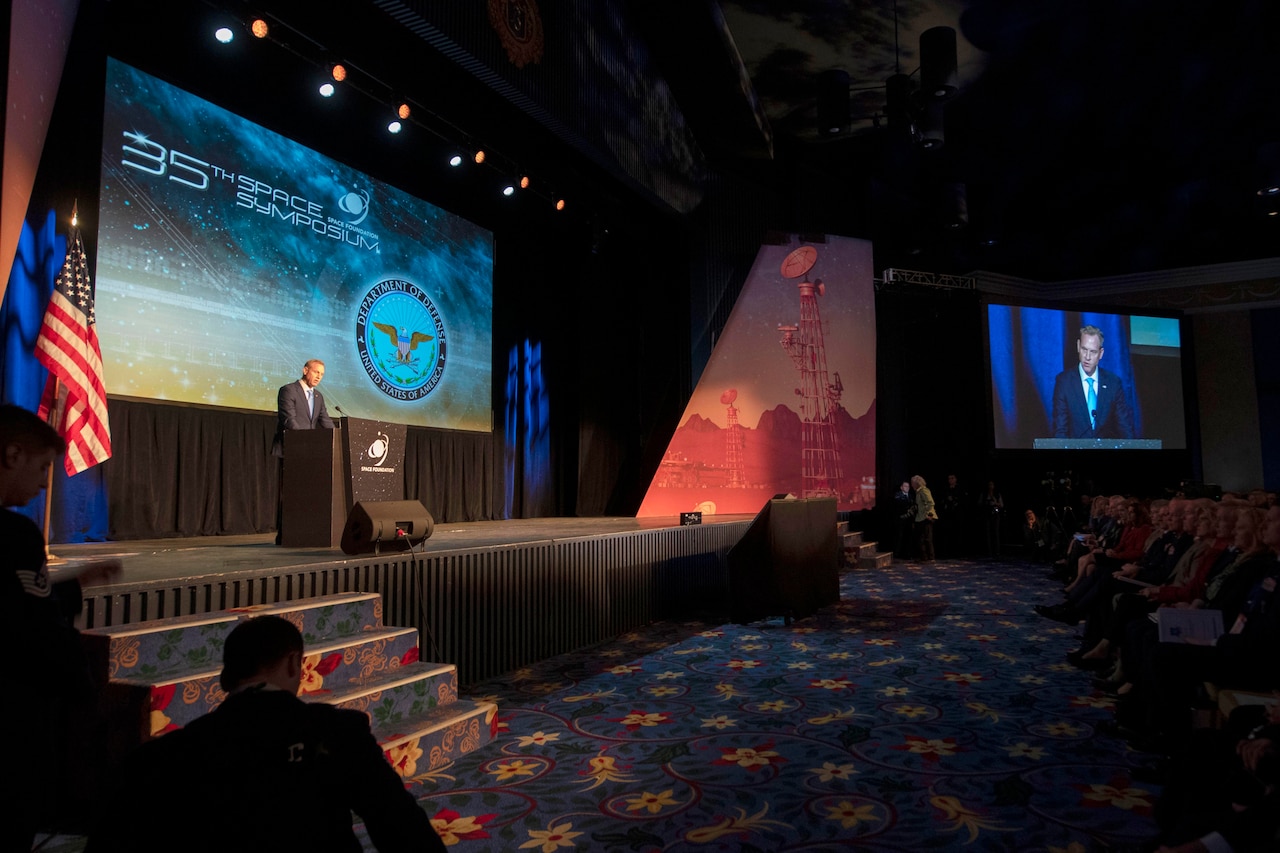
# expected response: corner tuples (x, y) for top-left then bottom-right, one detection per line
(721, 389), (745, 487)
(778, 246), (843, 499)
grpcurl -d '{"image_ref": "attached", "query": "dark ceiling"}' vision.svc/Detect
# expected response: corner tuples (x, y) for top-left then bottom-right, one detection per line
(100, 0), (1280, 285)
(700, 0), (1280, 282)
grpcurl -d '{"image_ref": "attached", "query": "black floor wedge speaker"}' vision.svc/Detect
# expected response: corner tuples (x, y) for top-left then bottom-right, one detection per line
(340, 500), (435, 555)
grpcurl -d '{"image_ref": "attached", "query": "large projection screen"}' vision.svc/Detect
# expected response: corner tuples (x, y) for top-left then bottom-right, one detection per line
(986, 302), (1188, 450)
(96, 59), (494, 431)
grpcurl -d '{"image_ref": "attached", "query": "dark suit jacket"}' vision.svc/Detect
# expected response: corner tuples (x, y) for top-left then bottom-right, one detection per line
(1051, 366), (1136, 439)
(271, 380), (335, 457)
(87, 688), (445, 853)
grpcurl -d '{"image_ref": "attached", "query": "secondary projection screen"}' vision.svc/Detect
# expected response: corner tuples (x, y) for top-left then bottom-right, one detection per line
(95, 59), (494, 431)
(986, 302), (1188, 450)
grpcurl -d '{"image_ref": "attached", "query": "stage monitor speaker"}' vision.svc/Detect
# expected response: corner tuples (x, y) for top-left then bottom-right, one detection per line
(341, 500), (434, 555)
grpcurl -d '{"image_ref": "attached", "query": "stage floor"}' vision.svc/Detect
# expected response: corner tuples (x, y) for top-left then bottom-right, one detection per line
(51, 515), (755, 587)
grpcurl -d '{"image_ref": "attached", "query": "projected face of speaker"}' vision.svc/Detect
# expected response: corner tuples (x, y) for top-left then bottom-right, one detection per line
(1077, 333), (1103, 377)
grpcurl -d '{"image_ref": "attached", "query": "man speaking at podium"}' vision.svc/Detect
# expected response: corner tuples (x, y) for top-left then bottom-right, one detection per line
(1051, 325), (1136, 440)
(272, 359), (335, 544)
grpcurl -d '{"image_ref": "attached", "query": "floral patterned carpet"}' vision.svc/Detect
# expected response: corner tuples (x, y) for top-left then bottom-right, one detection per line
(404, 558), (1161, 852)
(43, 558), (1160, 853)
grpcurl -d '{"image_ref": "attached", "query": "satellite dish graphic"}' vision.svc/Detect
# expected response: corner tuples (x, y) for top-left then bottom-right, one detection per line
(720, 389), (738, 405)
(781, 246), (817, 279)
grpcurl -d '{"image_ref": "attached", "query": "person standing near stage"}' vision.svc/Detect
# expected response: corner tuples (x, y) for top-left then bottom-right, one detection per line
(272, 359), (335, 544)
(893, 480), (914, 558)
(910, 474), (938, 563)
(0, 404), (122, 849)
(87, 615), (447, 852)
(980, 480), (1005, 558)
(937, 473), (969, 557)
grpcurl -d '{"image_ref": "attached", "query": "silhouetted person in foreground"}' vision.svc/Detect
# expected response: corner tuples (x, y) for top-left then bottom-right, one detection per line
(88, 615), (446, 853)
(1, 404), (121, 849)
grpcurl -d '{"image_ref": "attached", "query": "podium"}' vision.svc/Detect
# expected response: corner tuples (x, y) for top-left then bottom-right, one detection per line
(727, 496), (839, 624)
(280, 417), (408, 547)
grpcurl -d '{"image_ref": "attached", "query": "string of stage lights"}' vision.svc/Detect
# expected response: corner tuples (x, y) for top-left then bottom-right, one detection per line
(210, 11), (568, 213)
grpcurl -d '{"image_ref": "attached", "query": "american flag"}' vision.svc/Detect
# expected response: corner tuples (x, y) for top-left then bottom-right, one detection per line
(35, 223), (112, 474)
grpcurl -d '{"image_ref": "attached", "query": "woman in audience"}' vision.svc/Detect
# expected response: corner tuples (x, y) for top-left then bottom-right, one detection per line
(1140, 502), (1241, 607)
(1064, 499), (1152, 594)
(1022, 509), (1049, 562)
(1110, 505), (1277, 745)
(1071, 500), (1215, 669)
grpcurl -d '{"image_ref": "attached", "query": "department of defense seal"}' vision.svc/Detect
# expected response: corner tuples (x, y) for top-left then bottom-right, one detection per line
(355, 279), (447, 401)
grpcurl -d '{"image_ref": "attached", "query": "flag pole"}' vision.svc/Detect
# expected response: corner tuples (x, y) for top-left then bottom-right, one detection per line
(42, 200), (76, 565)
(43, 376), (64, 564)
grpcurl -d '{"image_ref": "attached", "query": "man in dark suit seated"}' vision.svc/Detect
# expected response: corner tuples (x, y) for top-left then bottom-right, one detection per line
(87, 616), (446, 852)
(1051, 325), (1136, 439)
(272, 359), (335, 543)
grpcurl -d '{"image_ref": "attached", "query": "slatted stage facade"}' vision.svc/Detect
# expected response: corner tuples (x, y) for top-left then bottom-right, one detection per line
(58, 516), (752, 686)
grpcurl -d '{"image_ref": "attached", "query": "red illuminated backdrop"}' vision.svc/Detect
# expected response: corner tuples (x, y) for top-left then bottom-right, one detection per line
(638, 234), (876, 517)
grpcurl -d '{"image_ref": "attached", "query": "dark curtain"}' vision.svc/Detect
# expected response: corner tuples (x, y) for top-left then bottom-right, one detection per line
(104, 399), (498, 540)
(104, 400), (278, 539)
(403, 426), (497, 524)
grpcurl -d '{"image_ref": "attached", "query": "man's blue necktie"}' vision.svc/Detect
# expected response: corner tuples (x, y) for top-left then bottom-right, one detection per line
(1086, 377), (1096, 430)
(306, 388), (314, 417)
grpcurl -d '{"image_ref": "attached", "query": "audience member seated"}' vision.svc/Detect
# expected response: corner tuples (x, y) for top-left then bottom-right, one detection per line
(1035, 498), (1183, 626)
(1151, 697), (1280, 853)
(1109, 505), (1279, 747)
(87, 615), (447, 853)
(1064, 498), (1153, 594)
(1069, 500), (1219, 672)
(1140, 502), (1242, 607)
(1022, 509), (1050, 562)
(1049, 495), (1125, 584)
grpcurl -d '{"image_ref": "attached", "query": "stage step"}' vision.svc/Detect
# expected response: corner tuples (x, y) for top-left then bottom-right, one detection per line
(82, 591), (494, 773)
(841, 531), (893, 569)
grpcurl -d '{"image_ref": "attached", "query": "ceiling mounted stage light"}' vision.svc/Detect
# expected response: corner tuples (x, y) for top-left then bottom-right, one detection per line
(448, 154), (463, 167)
(396, 102), (411, 120)
(250, 18), (269, 38)
(214, 26), (235, 43)
(473, 149), (486, 164)
(554, 198), (566, 211)
(319, 82), (336, 98)
(329, 62), (347, 82)
(519, 175), (531, 189)
(502, 185), (515, 197)
(387, 120), (403, 134)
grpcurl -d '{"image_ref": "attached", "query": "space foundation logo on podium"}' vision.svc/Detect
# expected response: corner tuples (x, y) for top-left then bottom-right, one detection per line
(356, 278), (447, 400)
